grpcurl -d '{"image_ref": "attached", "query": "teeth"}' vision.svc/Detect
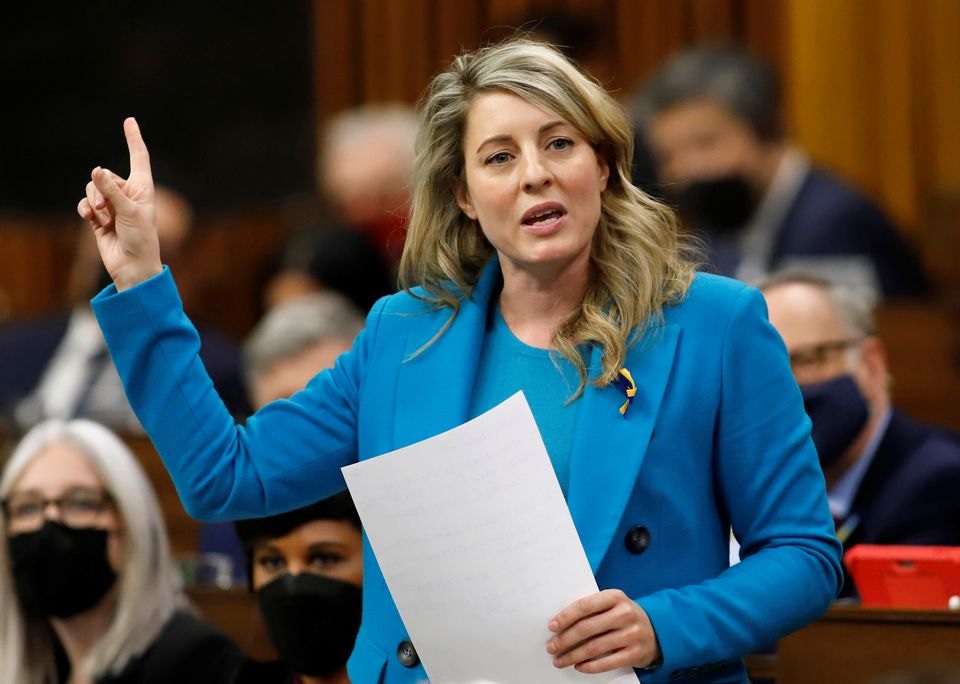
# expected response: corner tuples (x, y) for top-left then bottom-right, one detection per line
(527, 208), (561, 223)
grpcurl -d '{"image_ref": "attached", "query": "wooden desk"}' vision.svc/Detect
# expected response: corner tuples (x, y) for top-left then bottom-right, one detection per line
(776, 605), (960, 683)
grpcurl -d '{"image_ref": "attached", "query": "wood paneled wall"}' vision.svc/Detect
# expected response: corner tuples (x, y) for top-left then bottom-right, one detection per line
(785, 0), (960, 289)
(312, 0), (787, 116)
(311, 0), (959, 287)
(1, 0), (957, 389)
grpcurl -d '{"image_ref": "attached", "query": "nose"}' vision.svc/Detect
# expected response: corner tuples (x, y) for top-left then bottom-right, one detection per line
(521, 150), (552, 192)
(41, 500), (64, 523)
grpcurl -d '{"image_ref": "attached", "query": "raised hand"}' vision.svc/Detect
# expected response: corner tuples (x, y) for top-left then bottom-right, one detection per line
(77, 117), (163, 291)
(546, 589), (661, 673)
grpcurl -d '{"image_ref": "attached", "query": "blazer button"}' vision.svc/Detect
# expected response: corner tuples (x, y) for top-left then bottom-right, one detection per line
(625, 525), (651, 554)
(397, 640), (420, 668)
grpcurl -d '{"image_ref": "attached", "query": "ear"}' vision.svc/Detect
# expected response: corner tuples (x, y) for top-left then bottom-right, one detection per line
(857, 336), (889, 405)
(451, 177), (477, 220)
(598, 156), (610, 192)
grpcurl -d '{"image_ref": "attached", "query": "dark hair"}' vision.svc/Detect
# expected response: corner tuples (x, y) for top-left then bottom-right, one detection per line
(634, 45), (783, 141)
(262, 221), (395, 314)
(234, 491), (361, 554)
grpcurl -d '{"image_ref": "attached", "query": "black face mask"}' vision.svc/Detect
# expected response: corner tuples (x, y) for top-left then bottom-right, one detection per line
(8, 521), (117, 619)
(800, 374), (870, 469)
(256, 572), (362, 676)
(672, 174), (758, 236)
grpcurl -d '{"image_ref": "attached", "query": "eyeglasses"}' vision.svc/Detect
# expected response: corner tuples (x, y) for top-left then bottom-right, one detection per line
(788, 337), (865, 376)
(2, 486), (114, 533)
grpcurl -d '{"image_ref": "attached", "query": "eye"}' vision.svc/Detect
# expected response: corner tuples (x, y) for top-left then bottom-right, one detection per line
(63, 491), (105, 514)
(9, 499), (42, 519)
(255, 553), (286, 573)
(549, 138), (573, 151)
(308, 550), (345, 571)
(485, 151), (512, 166)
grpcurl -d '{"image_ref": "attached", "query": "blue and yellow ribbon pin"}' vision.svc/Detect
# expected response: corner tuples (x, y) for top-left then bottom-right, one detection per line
(613, 368), (637, 417)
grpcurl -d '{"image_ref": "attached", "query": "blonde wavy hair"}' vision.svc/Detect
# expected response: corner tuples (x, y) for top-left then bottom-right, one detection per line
(399, 38), (697, 396)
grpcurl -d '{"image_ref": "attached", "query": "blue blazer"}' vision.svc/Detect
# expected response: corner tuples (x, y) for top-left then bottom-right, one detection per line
(93, 260), (841, 684)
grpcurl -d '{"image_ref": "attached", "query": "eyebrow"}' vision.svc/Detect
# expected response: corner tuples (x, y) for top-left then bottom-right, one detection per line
(254, 540), (348, 554)
(475, 120), (567, 154)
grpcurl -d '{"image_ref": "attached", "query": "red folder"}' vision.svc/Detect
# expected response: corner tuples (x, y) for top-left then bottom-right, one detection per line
(845, 545), (960, 609)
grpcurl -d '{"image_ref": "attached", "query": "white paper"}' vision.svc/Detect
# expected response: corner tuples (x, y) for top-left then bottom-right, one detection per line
(342, 392), (639, 684)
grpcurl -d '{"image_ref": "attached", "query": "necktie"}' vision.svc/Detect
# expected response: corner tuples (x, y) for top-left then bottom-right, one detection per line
(71, 348), (111, 419)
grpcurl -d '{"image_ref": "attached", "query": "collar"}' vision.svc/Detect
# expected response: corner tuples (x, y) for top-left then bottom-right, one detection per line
(393, 256), (680, 570)
(735, 147), (811, 284)
(828, 407), (893, 520)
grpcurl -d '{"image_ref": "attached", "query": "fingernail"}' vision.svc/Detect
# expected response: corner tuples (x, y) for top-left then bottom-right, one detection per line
(546, 641), (556, 654)
(548, 620), (559, 632)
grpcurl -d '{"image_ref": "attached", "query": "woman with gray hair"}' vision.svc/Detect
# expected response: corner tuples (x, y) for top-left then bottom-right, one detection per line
(0, 419), (244, 683)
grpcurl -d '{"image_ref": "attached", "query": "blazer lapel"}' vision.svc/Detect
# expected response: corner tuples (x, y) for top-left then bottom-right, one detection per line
(393, 259), (501, 449)
(566, 324), (681, 572)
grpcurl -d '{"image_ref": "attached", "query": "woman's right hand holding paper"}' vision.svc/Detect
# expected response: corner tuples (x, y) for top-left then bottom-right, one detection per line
(77, 117), (163, 291)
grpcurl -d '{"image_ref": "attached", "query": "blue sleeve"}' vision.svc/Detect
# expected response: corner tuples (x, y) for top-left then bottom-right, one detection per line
(638, 286), (843, 673)
(92, 267), (382, 521)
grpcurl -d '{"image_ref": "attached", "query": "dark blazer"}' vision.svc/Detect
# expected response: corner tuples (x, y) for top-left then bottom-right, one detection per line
(56, 612), (244, 684)
(839, 410), (960, 597)
(770, 168), (930, 298)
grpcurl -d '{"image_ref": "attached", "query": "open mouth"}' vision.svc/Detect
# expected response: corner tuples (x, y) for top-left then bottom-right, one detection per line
(522, 206), (566, 226)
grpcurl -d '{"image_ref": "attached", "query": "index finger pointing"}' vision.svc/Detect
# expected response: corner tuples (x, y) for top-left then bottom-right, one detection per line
(124, 117), (152, 179)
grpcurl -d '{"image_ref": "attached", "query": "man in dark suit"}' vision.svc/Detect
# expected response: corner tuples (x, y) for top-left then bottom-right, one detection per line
(0, 185), (247, 438)
(633, 46), (929, 299)
(760, 271), (960, 598)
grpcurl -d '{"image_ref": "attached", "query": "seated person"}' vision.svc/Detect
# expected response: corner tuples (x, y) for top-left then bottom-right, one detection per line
(633, 45), (929, 298)
(319, 104), (419, 268)
(260, 221), (395, 314)
(759, 271), (960, 597)
(233, 494), (363, 684)
(243, 290), (365, 407)
(0, 185), (247, 436)
(199, 291), (365, 578)
(0, 418), (245, 683)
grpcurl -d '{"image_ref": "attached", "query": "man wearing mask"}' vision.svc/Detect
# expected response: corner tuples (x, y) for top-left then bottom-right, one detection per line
(759, 271), (960, 598)
(633, 46), (929, 299)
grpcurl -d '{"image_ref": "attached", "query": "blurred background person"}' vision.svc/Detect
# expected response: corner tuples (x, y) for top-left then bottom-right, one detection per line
(759, 271), (960, 598)
(199, 291), (366, 581)
(242, 291), (365, 408)
(233, 493), (363, 684)
(633, 45), (930, 299)
(317, 104), (419, 269)
(259, 220), (395, 314)
(0, 419), (244, 683)
(0, 183), (247, 437)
